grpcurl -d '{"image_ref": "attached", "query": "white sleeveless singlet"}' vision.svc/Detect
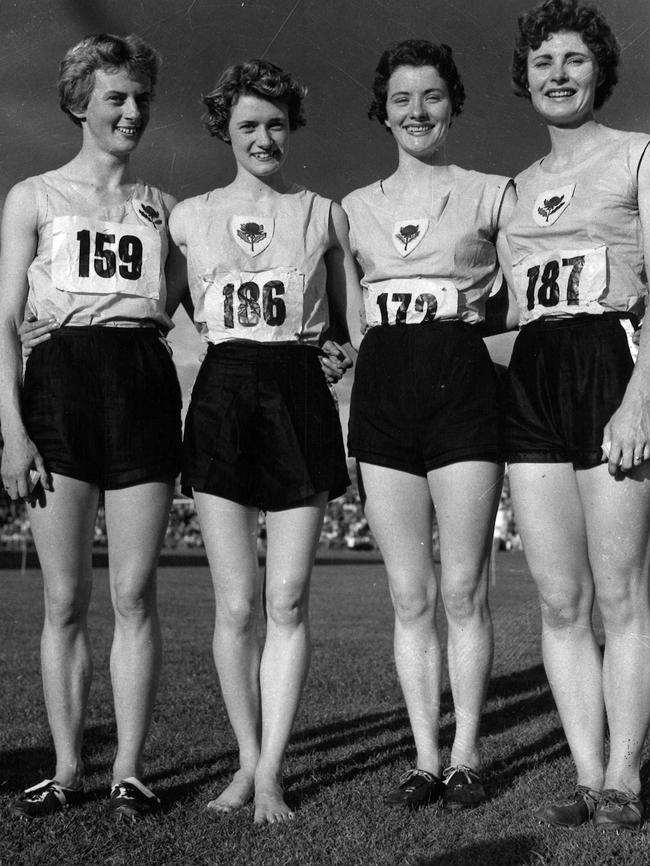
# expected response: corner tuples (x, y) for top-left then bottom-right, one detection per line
(342, 168), (511, 328)
(26, 170), (172, 330)
(506, 131), (650, 326)
(182, 185), (332, 346)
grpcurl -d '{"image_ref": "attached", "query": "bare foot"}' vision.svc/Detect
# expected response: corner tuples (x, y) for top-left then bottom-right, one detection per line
(253, 781), (294, 825)
(206, 769), (255, 814)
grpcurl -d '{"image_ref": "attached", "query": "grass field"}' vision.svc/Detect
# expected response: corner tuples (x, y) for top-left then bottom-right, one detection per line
(1, 551), (649, 866)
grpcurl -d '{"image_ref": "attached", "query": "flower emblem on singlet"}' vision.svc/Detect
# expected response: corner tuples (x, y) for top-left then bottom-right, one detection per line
(237, 222), (267, 252)
(532, 184), (575, 227)
(138, 204), (162, 227)
(391, 218), (429, 257)
(231, 215), (275, 256)
(396, 224), (420, 249)
(538, 195), (565, 222)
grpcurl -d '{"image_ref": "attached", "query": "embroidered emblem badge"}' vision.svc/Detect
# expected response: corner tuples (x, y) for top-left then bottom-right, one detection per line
(133, 200), (163, 229)
(391, 218), (428, 257)
(232, 216), (274, 256)
(532, 184), (575, 227)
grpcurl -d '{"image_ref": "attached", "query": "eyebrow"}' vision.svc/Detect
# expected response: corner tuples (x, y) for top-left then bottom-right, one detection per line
(389, 87), (446, 97)
(530, 50), (589, 59)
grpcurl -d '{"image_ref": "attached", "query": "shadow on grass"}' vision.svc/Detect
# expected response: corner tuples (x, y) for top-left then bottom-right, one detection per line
(397, 834), (539, 866)
(157, 659), (567, 809)
(0, 722), (124, 797)
(1, 659), (566, 813)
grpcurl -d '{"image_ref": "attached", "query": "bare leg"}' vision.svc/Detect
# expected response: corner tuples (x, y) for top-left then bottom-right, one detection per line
(509, 463), (605, 791)
(193, 493), (261, 813)
(105, 481), (172, 784)
(253, 492), (327, 824)
(28, 474), (99, 788)
(429, 461), (501, 770)
(579, 463), (650, 794)
(360, 464), (441, 775)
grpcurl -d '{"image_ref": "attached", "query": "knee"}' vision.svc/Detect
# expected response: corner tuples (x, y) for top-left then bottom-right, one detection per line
(391, 579), (435, 626)
(538, 584), (591, 631)
(112, 576), (156, 622)
(596, 573), (647, 630)
(265, 585), (308, 628)
(215, 594), (258, 633)
(442, 572), (486, 623)
(43, 583), (89, 628)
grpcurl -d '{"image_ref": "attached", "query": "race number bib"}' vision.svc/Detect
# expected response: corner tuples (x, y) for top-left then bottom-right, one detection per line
(364, 278), (459, 327)
(51, 215), (161, 298)
(202, 267), (305, 341)
(513, 246), (607, 318)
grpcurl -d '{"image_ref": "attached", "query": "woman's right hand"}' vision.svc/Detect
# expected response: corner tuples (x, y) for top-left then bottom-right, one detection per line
(19, 315), (59, 356)
(1, 431), (50, 501)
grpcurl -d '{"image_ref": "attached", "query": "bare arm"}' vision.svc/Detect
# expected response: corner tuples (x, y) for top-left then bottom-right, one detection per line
(0, 180), (50, 498)
(602, 151), (650, 475)
(484, 182), (519, 335)
(320, 203), (359, 381)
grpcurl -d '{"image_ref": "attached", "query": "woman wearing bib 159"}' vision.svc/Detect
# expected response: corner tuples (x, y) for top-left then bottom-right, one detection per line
(170, 59), (352, 825)
(0, 35), (182, 820)
(505, 0), (650, 831)
(343, 40), (515, 810)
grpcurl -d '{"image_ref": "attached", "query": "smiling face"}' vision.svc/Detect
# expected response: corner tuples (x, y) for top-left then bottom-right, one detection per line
(75, 67), (151, 155)
(526, 30), (599, 127)
(227, 94), (290, 181)
(384, 65), (452, 161)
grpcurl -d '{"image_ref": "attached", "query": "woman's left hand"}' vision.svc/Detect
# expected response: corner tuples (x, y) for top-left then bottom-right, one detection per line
(602, 388), (650, 474)
(319, 340), (354, 384)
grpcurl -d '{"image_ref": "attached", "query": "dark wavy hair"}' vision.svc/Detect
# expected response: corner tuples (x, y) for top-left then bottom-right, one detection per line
(512, 0), (619, 110)
(202, 59), (306, 142)
(368, 40), (465, 130)
(58, 34), (160, 126)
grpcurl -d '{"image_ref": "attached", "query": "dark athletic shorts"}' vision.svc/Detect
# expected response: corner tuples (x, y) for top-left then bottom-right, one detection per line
(348, 321), (501, 475)
(22, 326), (182, 489)
(502, 314), (635, 468)
(182, 342), (350, 509)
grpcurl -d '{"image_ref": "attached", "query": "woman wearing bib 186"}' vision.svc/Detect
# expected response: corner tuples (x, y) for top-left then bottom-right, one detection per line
(343, 40), (515, 810)
(504, 0), (650, 831)
(0, 35), (183, 820)
(170, 59), (352, 825)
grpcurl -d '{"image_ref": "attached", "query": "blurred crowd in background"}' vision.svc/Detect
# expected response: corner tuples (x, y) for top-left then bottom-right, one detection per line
(0, 473), (521, 555)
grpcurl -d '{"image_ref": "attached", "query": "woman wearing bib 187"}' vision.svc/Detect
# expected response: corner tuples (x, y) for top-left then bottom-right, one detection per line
(504, 0), (650, 831)
(0, 34), (183, 820)
(343, 40), (515, 810)
(170, 59), (353, 825)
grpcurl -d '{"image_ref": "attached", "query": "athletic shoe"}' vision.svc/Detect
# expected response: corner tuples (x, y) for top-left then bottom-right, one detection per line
(385, 769), (443, 809)
(594, 789), (644, 832)
(109, 777), (161, 822)
(10, 779), (84, 819)
(442, 765), (486, 810)
(533, 785), (600, 827)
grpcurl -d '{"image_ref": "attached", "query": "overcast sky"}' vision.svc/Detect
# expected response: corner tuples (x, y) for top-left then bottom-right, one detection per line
(3, 0), (650, 428)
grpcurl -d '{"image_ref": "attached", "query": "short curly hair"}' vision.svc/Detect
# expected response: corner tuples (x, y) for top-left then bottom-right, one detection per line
(58, 33), (160, 126)
(512, 0), (619, 110)
(202, 59), (306, 142)
(368, 40), (465, 130)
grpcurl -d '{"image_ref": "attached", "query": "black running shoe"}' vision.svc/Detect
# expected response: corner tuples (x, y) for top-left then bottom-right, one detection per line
(442, 765), (486, 810)
(385, 769), (443, 810)
(11, 779), (84, 819)
(534, 785), (600, 827)
(109, 777), (161, 822)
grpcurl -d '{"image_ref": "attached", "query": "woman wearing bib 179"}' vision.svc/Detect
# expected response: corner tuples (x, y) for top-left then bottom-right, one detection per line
(504, 0), (650, 831)
(170, 59), (352, 825)
(0, 35), (183, 820)
(343, 40), (515, 810)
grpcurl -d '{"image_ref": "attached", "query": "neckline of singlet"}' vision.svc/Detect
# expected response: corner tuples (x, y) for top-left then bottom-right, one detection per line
(535, 136), (620, 177)
(378, 178), (453, 222)
(52, 169), (144, 210)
